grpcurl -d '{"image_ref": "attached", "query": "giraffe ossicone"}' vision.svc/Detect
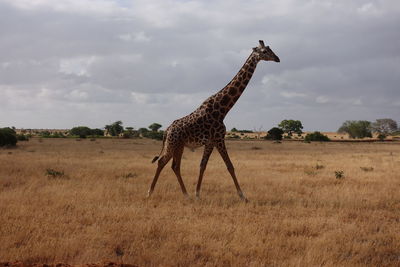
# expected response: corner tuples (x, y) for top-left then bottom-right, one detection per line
(148, 40), (280, 201)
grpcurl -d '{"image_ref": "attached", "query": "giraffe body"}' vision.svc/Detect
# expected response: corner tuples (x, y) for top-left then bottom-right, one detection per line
(148, 40), (280, 200)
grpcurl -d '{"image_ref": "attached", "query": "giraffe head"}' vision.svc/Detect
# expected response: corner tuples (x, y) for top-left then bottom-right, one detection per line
(253, 40), (280, 62)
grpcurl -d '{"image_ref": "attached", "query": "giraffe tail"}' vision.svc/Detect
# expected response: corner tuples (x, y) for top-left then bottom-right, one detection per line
(151, 131), (167, 163)
(151, 156), (159, 163)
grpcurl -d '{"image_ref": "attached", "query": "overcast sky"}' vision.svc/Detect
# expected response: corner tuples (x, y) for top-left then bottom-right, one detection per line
(1, 0), (399, 131)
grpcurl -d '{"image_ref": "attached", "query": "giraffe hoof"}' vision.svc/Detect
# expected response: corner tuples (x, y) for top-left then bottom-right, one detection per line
(238, 192), (249, 202)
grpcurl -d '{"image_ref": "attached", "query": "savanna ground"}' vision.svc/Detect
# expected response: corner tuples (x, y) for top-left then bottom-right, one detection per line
(1, 138), (400, 266)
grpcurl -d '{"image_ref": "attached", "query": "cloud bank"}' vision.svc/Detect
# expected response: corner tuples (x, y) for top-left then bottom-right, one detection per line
(1, 0), (399, 131)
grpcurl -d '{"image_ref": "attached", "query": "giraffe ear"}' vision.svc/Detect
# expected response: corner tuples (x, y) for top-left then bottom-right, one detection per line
(252, 47), (257, 51)
(259, 40), (265, 47)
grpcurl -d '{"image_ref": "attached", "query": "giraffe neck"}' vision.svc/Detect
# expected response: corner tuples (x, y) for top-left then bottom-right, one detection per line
(198, 52), (260, 121)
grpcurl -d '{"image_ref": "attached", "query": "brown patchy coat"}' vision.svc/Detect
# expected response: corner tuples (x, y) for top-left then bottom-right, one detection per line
(148, 41), (280, 200)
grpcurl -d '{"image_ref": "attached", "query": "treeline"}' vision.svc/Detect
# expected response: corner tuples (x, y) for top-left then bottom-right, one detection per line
(0, 121), (166, 147)
(1, 118), (399, 147)
(229, 118), (399, 142)
(69, 121), (165, 140)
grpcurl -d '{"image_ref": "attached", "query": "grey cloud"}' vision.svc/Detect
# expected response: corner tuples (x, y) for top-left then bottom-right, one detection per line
(0, 0), (399, 130)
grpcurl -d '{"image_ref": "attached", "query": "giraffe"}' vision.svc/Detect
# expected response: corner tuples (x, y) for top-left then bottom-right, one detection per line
(148, 40), (280, 201)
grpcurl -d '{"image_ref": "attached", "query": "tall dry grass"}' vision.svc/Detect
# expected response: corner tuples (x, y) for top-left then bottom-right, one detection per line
(1, 138), (400, 266)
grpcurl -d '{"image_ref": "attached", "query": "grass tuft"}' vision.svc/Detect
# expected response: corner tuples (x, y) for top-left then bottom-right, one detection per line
(45, 168), (65, 179)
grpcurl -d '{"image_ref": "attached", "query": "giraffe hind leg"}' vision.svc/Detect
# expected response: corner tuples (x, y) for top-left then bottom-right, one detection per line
(171, 146), (189, 197)
(147, 153), (172, 197)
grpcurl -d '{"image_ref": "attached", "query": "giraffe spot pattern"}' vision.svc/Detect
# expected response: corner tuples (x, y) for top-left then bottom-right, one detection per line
(159, 51), (260, 155)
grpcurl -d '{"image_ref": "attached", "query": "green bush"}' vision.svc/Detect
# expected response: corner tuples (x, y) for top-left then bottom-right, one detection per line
(91, 128), (104, 136)
(122, 128), (139, 139)
(105, 121), (124, 136)
(264, 127), (284, 140)
(70, 127), (104, 138)
(39, 131), (51, 138)
(304, 131), (330, 142)
(17, 134), (30, 141)
(70, 126), (92, 138)
(338, 120), (372, 139)
(0, 127), (17, 147)
(377, 134), (386, 141)
(143, 131), (164, 140)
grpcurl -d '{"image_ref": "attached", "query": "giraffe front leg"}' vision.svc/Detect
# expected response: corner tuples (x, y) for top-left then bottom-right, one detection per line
(147, 154), (172, 198)
(195, 144), (214, 199)
(216, 140), (248, 202)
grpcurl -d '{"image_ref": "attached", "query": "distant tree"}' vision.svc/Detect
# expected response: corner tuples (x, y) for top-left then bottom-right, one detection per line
(90, 128), (104, 136)
(265, 127), (284, 140)
(70, 126), (92, 138)
(144, 131), (164, 140)
(278, 119), (303, 136)
(39, 131), (51, 138)
(371, 118), (398, 136)
(338, 120), (372, 139)
(149, 123), (162, 132)
(230, 128), (253, 133)
(0, 127), (17, 147)
(138, 127), (149, 136)
(304, 131), (330, 142)
(122, 127), (138, 138)
(105, 121), (124, 136)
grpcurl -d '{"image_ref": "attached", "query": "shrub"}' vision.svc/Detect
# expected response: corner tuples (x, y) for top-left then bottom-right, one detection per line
(264, 127), (284, 140)
(122, 128), (139, 139)
(377, 134), (386, 141)
(304, 131), (330, 142)
(105, 121), (124, 136)
(39, 131), (51, 138)
(143, 131), (164, 140)
(46, 168), (65, 179)
(51, 132), (66, 138)
(70, 126), (92, 138)
(91, 128), (105, 136)
(17, 134), (29, 141)
(338, 120), (372, 139)
(0, 127), (17, 147)
(137, 128), (149, 137)
(335, 170), (344, 179)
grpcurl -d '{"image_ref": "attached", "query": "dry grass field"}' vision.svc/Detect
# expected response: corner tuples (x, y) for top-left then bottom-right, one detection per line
(1, 138), (400, 266)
